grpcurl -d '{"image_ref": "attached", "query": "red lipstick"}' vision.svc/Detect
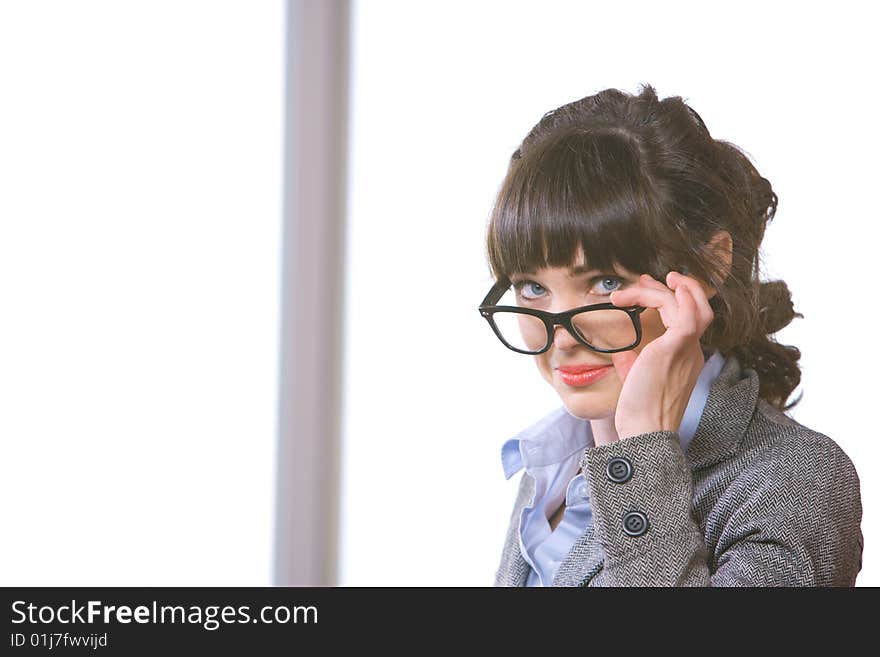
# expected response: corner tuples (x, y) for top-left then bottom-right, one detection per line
(555, 363), (614, 387)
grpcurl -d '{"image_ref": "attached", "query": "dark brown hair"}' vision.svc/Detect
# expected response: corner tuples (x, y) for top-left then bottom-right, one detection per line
(485, 84), (803, 411)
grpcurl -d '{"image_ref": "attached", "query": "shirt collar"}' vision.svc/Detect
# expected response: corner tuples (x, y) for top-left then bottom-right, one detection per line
(501, 348), (726, 480)
(501, 406), (593, 479)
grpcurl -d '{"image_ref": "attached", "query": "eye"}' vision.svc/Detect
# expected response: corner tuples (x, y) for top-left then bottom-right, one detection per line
(590, 276), (625, 296)
(513, 280), (546, 300)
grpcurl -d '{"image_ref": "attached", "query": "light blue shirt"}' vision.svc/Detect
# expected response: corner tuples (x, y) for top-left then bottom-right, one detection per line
(500, 348), (726, 587)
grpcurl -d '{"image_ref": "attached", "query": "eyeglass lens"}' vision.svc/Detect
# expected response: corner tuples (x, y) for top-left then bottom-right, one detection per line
(491, 308), (637, 353)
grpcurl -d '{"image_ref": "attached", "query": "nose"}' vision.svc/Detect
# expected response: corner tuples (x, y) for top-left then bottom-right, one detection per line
(551, 322), (581, 350)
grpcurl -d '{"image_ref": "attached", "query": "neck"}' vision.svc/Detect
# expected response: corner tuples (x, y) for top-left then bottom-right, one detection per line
(590, 415), (620, 447)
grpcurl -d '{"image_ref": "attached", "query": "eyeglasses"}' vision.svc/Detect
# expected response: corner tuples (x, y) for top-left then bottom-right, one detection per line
(478, 277), (648, 355)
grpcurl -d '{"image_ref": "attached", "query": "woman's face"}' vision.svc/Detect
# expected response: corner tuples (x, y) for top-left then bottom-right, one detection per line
(509, 253), (669, 420)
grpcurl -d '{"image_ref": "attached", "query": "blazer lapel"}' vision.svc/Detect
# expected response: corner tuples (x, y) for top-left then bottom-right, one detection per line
(552, 522), (604, 586)
(685, 353), (759, 471)
(496, 473), (534, 586)
(507, 546), (531, 587)
(498, 470), (604, 587)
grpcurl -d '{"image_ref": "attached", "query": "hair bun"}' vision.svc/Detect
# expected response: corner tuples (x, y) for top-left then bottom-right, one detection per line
(757, 280), (803, 334)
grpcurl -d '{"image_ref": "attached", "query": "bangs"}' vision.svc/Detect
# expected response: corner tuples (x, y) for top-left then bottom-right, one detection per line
(487, 130), (672, 280)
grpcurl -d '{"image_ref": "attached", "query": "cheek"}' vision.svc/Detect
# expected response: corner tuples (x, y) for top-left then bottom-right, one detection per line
(534, 354), (553, 381)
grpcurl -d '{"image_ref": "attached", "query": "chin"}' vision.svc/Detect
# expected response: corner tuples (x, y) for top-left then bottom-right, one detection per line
(559, 392), (617, 421)
(539, 365), (621, 420)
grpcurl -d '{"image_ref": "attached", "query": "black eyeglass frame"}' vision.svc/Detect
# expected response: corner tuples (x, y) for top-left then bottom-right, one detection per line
(478, 277), (649, 355)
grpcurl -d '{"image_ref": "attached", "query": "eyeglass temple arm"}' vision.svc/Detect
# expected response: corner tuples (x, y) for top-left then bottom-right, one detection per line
(480, 277), (511, 307)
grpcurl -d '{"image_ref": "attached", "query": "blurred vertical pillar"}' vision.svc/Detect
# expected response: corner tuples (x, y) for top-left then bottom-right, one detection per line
(274, 0), (350, 586)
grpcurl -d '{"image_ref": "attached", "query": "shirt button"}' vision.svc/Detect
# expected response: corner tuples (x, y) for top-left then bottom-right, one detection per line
(622, 511), (649, 537)
(606, 456), (633, 484)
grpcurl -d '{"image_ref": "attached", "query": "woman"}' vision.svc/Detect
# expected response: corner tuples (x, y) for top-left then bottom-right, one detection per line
(480, 84), (863, 586)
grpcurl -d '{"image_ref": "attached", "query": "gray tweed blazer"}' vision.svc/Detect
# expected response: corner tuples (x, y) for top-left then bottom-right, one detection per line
(494, 354), (864, 586)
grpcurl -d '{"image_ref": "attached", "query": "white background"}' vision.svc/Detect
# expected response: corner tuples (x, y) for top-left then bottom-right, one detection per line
(0, 1), (283, 584)
(340, 0), (879, 585)
(0, 0), (875, 588)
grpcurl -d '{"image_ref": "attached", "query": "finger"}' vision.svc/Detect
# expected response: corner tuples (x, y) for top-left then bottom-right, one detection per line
(666, 272), (711, 325)
(667, 272), (714, 330)
(666, 270), (697, 292)
(638, 273), (671, 293)
(612, 283), (682, 331)
(673, 281), (700, 336)
(609, 284), (674, 309)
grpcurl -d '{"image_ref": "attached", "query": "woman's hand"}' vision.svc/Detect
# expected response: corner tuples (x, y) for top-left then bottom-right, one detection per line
(607, 271), (715, 441)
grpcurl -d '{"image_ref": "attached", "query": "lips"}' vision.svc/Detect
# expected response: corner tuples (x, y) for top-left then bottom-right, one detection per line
(555, 363), (614, 388)
(555, 363), (611, 374)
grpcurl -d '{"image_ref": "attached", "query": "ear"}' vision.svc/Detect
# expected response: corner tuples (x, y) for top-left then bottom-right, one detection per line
(699, 230), (733, 300)
(707, 230), (733, 280)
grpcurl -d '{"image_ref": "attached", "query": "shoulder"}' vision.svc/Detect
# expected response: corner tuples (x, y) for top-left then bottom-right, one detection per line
(711, 396), (863, 539)
(705, 398), (864, 585)
(746, 398), (860, 486)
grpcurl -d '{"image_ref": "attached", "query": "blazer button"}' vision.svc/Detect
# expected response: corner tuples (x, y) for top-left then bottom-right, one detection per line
(622, 511), (649, 537)
(606, 456), (633, 483)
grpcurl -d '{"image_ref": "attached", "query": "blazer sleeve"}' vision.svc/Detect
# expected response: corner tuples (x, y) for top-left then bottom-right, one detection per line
(580, 430), (864, 586)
